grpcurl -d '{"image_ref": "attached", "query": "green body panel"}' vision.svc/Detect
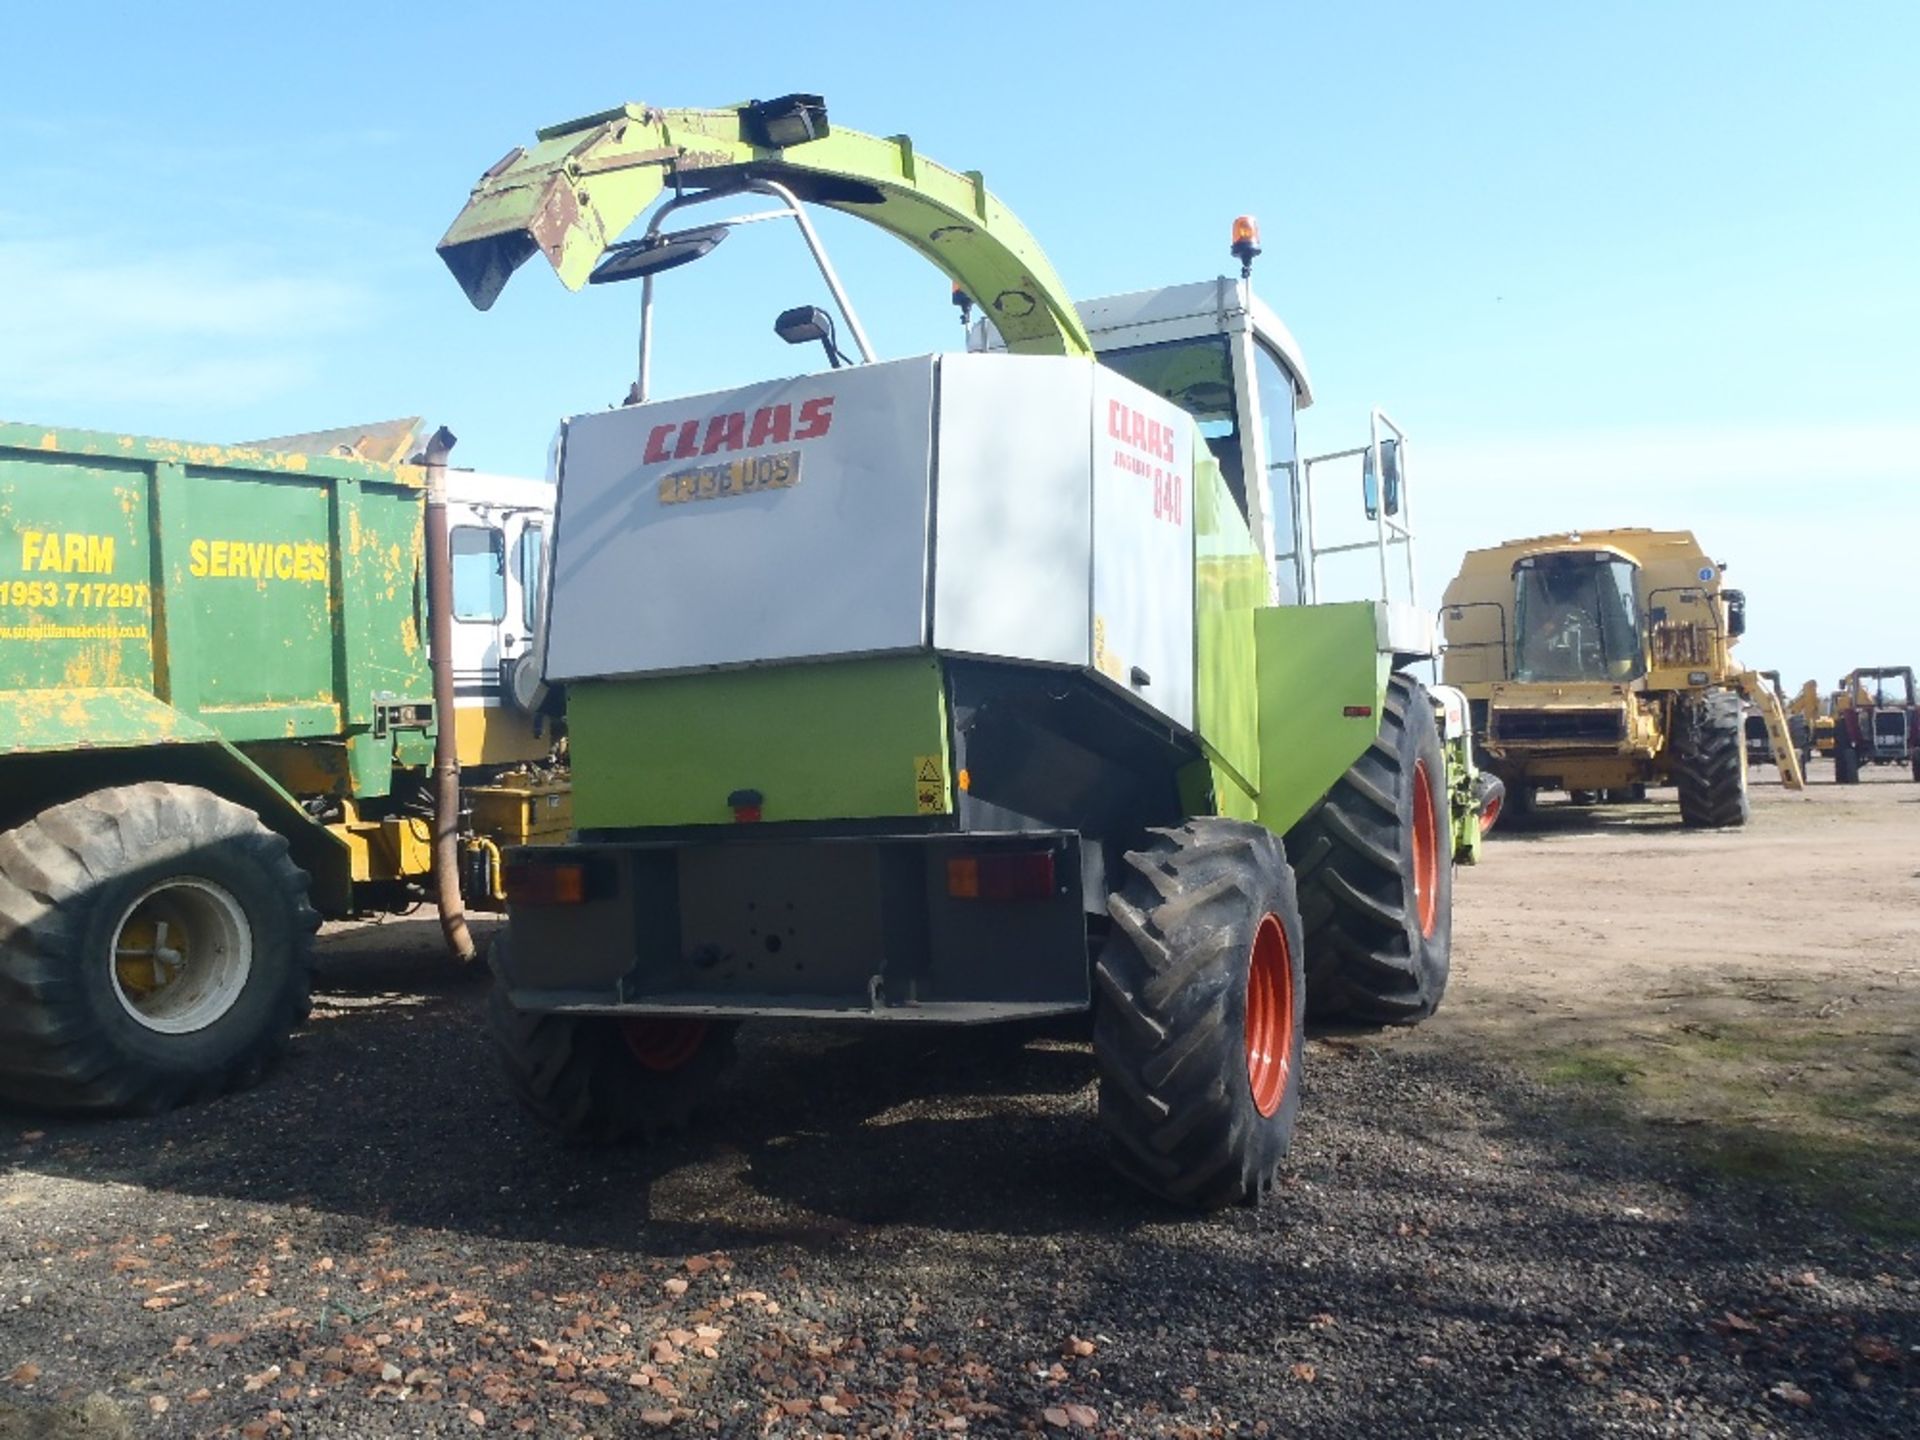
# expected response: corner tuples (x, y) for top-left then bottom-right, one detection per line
(1, 687), (221, 751)
(438, 104), (1092, 360)
(1191, 452), (1266, 806)
(566, 656), (951, 830)
(1445, 729), (1484, 864)
(1252, 603), (1391, 837)
(0, 421), (429, 774)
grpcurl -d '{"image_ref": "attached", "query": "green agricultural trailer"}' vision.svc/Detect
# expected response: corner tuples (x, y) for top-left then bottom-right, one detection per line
(0, 422), (564, 1114)
(443, 96), (1496, 1207)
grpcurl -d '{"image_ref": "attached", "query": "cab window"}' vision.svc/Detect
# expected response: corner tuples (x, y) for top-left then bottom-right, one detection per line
(1251, 344), (1300, 583)
(451, 525), (506, 623)
(1099, 337), (1249, 520)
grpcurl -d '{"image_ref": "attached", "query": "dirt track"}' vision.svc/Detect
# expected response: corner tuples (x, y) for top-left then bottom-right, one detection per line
(3, 766), (1916, 1437)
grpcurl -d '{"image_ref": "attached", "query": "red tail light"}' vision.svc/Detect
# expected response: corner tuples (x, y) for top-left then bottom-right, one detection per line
(946, 851), (1057, 901)
(505, 859), (588, 906)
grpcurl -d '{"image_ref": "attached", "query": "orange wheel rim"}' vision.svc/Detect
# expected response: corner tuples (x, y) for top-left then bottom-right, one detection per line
(620, 1018), (708, 1073)
(1412, 758), (1440, 938)
(1244, 913), (1295, 1118)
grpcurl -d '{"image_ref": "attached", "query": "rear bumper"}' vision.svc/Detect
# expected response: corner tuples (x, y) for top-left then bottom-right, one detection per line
(498, 829), (1091, 1023)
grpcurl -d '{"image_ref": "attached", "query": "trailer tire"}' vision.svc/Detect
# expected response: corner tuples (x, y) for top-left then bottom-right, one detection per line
(488, 939), (735, 1144)
(1675, 689), (1751, 826)
(1833, 741), (1859, 784)
(0, 783), (316, 1114)
(1092, 820), (1305, 1209)
(1285, 673), (1453, 1025)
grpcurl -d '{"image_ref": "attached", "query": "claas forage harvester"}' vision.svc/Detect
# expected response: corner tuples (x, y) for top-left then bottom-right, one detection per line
(441, 96), (1492, 1207)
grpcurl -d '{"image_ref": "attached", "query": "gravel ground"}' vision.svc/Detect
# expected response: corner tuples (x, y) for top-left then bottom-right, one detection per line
(4, 810), (1918, 1437)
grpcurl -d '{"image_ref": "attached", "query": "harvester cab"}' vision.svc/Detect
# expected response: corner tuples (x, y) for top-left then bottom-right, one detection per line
(1831, 666), (1920, 782)
(438, 96), (1490, 1207)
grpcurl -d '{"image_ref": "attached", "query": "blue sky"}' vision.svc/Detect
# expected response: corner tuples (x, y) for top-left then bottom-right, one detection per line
(2, 1), (1914, 686)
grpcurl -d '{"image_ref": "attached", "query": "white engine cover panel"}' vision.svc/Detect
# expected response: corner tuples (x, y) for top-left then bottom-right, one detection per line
(1090, 365), (1195, 729)
(546, 360), (935, 681)
(933, 354), (1094, 670)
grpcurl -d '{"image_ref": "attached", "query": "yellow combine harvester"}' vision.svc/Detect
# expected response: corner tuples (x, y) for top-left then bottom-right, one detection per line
(1440, 528), (1804, 824)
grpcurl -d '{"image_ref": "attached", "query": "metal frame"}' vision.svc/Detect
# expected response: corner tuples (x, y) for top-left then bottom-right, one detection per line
(1297, 409), (1418, 609)
(632, 179), (876, 403)
(1439, 600), (1511, 680)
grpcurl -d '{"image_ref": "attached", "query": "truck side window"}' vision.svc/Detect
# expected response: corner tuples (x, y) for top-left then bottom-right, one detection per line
(517, 524), (545, 631)
(451, 526), (506, 623)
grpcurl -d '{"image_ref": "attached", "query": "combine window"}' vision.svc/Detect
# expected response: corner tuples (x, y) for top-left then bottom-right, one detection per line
(1251, 345), (1300, 600)
(451, 525), (507, 624)
(1513, 555), (1644, 683)
(1100, 337), (1247, 519)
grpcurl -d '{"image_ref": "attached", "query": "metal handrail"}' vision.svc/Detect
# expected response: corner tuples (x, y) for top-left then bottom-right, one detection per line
(1297, 408), (1418, 609)
(634, 178), (876, 403)
(1438, 600), (1510, 680)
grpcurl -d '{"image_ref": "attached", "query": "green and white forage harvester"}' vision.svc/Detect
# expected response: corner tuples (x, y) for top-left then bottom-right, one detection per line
(442, 96), (1497, 1207)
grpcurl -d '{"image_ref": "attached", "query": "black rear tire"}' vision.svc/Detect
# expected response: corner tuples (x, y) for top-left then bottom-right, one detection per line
(1833, 739), (1860, 785)
(1285, 673), (1453, 1024)
(1674, 689), (1751, 827)
(1092, 820), (1305, 1209)
(0, 783), (316, 1114)
(488, 936), (735, 1143)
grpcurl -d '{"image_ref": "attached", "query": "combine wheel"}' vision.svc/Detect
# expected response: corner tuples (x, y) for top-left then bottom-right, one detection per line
(488, 936), (735, 1142)
(0, 783), (316, 1114)
(1674, 689), (1751, 826)
(1285, 673), (1453, 1024)
(1092, 820), (1305, 1208)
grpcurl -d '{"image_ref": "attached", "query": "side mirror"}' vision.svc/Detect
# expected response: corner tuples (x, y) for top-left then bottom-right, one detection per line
(1361, 438), (1403, 521)
(588, 224), (730, 285)
(1724, 588), (1747, 638)
(1380, 437), (1403, 517)
(775, 305), (847, 369)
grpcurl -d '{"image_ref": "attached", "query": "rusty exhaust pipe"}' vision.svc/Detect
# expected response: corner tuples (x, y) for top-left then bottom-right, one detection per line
(422, 426), (477, 963)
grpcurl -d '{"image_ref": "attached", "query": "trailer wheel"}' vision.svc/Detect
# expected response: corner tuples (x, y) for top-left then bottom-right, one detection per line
(488, 938), (735, 1143)
(0, 783), (316, 1114)
(1285, 673), (1453, 1025)
(1833, 741), (1859, 784)
(1092, 820), (1305, 1209)
(1675, 689), (1751, 825)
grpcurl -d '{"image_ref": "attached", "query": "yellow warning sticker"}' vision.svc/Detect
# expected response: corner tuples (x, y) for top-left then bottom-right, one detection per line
(914, 753), (948, 814)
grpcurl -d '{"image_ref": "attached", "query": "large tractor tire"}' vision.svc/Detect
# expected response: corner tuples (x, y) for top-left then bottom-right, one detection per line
(0, 783), (316, 1114)
(1285, 673), (1453, 1025)
(1674, 689), (1751, 826)
(1092, 820), (1305, 1209)
(489, 937), (735, 1143)
(1833, 740), (1859, 784)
